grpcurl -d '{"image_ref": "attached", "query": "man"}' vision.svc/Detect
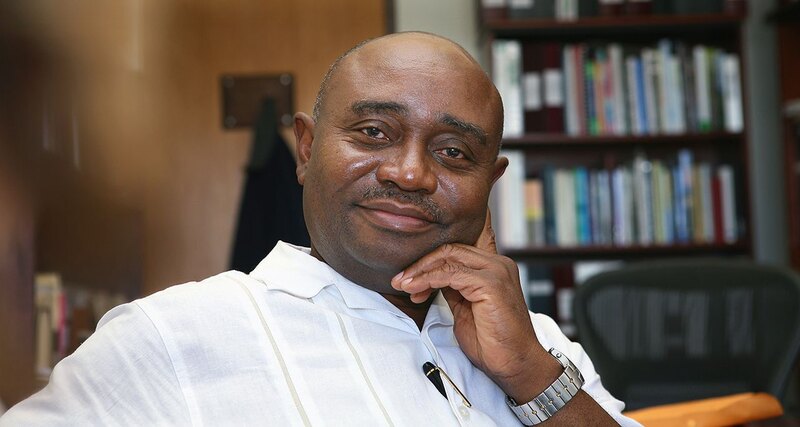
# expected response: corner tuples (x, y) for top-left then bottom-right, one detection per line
(2, 32), (638, 426)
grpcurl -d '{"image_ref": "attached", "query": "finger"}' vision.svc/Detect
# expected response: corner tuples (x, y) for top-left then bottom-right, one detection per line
(409, 289), (434, 304)
(390, 243), (489, 289)
(474, 208), (498, 254)
(398, 267), (493, 302)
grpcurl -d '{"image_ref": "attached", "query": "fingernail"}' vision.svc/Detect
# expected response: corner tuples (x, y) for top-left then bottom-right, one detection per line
(400, 277), (413, 288)
(392, 271), (405, 282)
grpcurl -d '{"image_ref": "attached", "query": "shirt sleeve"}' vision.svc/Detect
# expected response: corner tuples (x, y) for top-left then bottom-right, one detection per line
(0, 302), (192, 427)
(530, 312), (642, 427)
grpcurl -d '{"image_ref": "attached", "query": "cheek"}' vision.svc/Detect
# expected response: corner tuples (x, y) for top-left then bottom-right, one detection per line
(438, 177), (492, 242)
(310, 142), (377, 194)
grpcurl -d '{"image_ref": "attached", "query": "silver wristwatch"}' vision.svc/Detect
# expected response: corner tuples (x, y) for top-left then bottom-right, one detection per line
(506, 348), (585, 425)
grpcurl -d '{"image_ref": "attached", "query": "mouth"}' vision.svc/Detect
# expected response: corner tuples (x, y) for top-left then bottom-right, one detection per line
(357, 200), (437, 233)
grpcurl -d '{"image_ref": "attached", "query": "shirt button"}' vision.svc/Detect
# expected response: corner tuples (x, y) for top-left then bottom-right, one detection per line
(458, 406), (470, 420)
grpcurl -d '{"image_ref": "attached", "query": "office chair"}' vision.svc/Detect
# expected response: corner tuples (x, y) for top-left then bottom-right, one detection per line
(573, 259), (800, 410)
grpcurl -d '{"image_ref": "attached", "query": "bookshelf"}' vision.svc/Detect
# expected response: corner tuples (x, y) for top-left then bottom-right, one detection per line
(482, 3), (752, 335)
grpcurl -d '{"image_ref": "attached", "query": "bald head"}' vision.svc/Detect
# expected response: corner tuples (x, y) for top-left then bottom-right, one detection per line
(312, 32), (503, 142)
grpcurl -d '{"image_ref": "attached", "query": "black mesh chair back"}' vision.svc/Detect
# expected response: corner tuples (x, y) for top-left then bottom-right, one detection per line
(574, 259), (800, 410)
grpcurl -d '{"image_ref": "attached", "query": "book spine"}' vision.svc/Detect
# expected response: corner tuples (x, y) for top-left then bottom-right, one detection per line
(522, 41), (545, 133)
(722, 53), (744, 133)
(642, 49), (660, 135)
(575, 167), (591, 245)
(698, 163), (715, 243)
(542, 166), (558, 245)
(677, 149), (695, 243)
(543, 43), (566, 133)
(718, 165), (738, 243)
(598, 169), (614, 245)
(492, 40), (525, 138)
(563, 45), (580, 135)
(693, 45), (712, 132)
(496, 150), (528, 249)
(525, 178), (546, 247)
(609, 44), (628, 135)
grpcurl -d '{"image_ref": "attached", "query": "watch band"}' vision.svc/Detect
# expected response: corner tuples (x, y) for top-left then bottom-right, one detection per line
(506, 348), (585, 426)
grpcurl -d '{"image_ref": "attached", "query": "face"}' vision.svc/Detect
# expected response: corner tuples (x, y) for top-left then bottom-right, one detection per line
(295, 35), (507, 294)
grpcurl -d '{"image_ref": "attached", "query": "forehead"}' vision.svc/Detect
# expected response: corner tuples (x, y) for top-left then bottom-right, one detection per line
(324, 37), (502, 137)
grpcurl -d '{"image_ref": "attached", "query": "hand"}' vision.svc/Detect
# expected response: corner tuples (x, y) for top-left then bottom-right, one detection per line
(390, 209), (558, 401)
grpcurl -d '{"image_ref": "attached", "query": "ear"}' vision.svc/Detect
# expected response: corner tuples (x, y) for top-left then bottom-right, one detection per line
(294, 112), (315, 186)
(489, 155), (509, 187)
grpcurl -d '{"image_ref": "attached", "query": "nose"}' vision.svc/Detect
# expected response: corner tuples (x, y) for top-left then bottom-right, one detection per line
(375, 141), (438, 194)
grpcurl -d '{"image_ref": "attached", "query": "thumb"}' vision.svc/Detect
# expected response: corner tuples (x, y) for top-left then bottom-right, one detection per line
(474, 208), (498, 254)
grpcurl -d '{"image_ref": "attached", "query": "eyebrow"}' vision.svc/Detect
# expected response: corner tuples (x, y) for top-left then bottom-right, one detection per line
(350, 100), (488, 145)
(351, 100), (409, 117)
(440, 114), (488, 146)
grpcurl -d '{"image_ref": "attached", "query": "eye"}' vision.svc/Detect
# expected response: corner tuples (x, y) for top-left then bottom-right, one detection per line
(438, 147), (465, 159)
(361, 126), (387, 140)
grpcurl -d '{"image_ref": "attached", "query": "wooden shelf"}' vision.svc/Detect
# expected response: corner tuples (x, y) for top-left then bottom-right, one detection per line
(485, 13), (744, 37)
(502, 131), (745, 148)
(502, 241), (750, 261)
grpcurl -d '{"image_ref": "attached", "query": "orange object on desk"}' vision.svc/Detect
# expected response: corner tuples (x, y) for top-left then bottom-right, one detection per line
(624, 392), (784, 427)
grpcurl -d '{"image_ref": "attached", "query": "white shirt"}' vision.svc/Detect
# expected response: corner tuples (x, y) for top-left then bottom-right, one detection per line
(2, 242), (639, 426)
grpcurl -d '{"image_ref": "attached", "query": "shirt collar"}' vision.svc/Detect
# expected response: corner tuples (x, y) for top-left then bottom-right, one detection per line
(249, 241), (411, 318)
(249, 241), (337, 299)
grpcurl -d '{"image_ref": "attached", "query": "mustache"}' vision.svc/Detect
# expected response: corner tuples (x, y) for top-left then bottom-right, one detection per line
(361, 187), (444, 223)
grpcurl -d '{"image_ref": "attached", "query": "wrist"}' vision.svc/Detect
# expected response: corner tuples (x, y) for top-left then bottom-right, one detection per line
(496, 345), (563, 403)
(506, 348), (586, 426)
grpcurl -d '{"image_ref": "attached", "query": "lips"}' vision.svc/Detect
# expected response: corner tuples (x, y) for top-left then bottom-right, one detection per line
(357, 200), (437, 232)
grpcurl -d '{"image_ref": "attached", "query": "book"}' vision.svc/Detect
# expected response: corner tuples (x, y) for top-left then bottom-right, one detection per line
(698, 163), (715, 243)
(524, 178), (546, 247)
(693, 45), (713, 132)
(555, 168), (578, 246)
(633, 152), (654, 245)
(542, 166), (558, 245)
(492, 40), (525, 138)
(599, 0), (625, 16)
(718, 165), (738, 243)
(675, 149), (695, 243)
(481, 0), (508, 21)
(574, 167), (591, 245)
(522, 41), (546, 133)
(543, 43), (566, 133)
(642, 48), (660, 135)
(626, 55), (644, 135)
(585, 48), (600, 135)
(609, 43), (628, 135)
(678, 43), (698, 133)
(651, 160), (675, 244)
(691, 165), (705, 242)
(556, 0), (579, 21)
(563, 45), (581, 135)
(597, 169), (614, 245)
(721, 53), (744, 133)
(589, 170), (602, 244)
(612, 166), (634, 245)
(508, 0), (555, 19)
(495, 150), (528, 249)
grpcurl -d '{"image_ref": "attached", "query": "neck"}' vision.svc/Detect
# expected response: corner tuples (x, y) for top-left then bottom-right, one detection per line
(310, 245), (434, 330)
